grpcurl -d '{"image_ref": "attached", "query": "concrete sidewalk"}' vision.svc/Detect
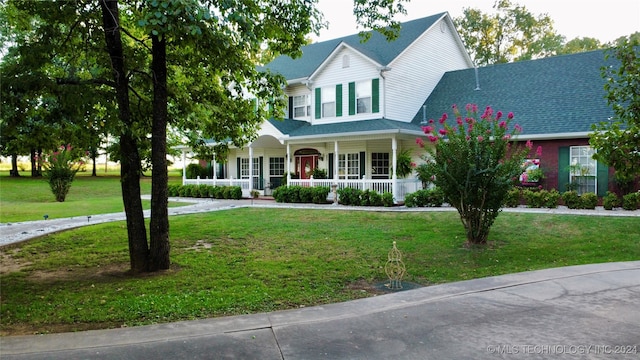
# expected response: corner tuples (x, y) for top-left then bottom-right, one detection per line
(2, 261), (639, 359)
(2, 196), (638, 247)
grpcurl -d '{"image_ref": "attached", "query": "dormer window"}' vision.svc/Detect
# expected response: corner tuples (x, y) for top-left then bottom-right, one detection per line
(342, 55), (350, 68)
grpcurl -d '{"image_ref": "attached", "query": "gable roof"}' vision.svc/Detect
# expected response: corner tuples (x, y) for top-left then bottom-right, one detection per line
(415, 50), (615, 139)
(263, 12), (447, 81)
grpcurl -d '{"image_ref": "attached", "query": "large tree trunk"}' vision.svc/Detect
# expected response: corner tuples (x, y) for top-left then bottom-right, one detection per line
(91, 151), (97, 176)
(9, 153), (20, 177)
(100, 0), (149, 273)
(30, 148), (41, 177)
(149, 35), (170, 271)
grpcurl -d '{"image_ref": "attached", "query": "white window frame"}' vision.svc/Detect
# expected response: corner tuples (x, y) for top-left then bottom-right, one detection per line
(269, 157), (285, 176)
(322, 86), (336, 118)
(569, 146), (597, 195)
(371, 152), (390, 179)
(293, 95), (309, 118)
(338, 153), (360, 179)
(240, 158), (250, 179)
(356, 81), (372, 114)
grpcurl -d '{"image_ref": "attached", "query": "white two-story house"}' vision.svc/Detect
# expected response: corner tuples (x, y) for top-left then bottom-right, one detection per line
(179, 12), (474, 201)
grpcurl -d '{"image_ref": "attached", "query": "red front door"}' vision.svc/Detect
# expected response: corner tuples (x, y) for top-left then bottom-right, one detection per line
(299, 156), (315, 179)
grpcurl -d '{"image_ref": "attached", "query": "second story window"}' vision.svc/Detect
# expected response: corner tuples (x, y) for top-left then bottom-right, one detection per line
(322, 86), (335, 118)
(293, 95), (309, 118)
(356, 81), (372, 114)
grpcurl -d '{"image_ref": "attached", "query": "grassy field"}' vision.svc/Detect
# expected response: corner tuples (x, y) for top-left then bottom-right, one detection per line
(1, 206), (638, 336)
(0, 174), (183, 223)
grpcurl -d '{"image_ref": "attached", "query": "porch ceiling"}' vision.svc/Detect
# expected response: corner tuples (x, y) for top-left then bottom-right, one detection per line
(251, 135), (284, 149)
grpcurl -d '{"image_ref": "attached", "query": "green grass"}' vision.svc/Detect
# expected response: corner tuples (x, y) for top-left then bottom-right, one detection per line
(1, 208), (638, 335)
(0, 175), (184, 222)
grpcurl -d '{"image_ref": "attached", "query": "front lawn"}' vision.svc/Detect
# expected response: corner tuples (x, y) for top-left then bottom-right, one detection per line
(1, 208), (638, 335)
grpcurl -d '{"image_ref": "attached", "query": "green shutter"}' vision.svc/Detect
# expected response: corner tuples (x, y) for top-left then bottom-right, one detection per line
(328, 153), (334, 179)
(336, 84), (343, 117)
(259, 156), (264, 190)
(315, 88), (321, 119)
(372, 78), (380, 113)
(348, 82), (355, 115)
(236, 158), (241, 179)
(359, 151), (366, 178)
(558, 147), (569, 193)
(596, 161), (609, 197)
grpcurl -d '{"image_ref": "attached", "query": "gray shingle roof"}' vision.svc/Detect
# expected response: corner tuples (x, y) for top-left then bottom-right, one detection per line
(268, 117), (422, 138)
(414, 50), (615, 137)
(262, 13), (447, 80)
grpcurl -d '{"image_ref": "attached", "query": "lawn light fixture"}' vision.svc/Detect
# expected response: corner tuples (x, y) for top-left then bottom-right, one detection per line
(43, 214), (49, 220)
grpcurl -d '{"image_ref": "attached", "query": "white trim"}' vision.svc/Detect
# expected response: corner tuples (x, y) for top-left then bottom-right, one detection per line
(515, 132), (591, 140)
(309, 42), (383, 81)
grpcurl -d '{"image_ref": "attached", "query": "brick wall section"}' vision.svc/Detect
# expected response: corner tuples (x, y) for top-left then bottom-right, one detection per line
(518, 138), (614, 193)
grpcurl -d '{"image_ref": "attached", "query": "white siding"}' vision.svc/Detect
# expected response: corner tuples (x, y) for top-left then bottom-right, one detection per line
(385, 18), (471, 122)
(310, 46), (382, 125)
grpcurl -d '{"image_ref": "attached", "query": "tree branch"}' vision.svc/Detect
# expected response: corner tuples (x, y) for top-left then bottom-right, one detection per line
(56, 78), (116, 87)
(121, 27), (151, 51)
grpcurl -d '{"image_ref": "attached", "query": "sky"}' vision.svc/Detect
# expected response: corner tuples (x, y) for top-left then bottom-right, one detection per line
(313, 0), (640, 44)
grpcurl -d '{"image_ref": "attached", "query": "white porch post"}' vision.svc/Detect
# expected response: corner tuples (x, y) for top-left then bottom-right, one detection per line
(212, 153), (217, 187)
(286, 143), (291, 185)
(392, 137), (398, 203)
(334, 141), (339, 180)
(212, 153), (217, 180)
(249, 145), (254, 191)
(181, 149), (187, 185)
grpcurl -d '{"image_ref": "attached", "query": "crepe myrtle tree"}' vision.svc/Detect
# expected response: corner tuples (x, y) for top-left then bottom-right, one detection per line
(417, 104), (531, 245)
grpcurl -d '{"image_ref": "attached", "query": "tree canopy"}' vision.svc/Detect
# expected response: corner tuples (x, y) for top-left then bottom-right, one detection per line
(1, 0), (409, 272)
(590, 36), (640, 193)
(454, 0), (564, 65)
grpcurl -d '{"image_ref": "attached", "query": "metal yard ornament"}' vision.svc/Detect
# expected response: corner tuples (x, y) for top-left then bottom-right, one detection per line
(385, 241), (406, 290)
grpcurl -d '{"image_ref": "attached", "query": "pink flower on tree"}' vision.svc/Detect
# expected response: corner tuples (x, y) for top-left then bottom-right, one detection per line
(439, 128), (448, 135)
(507, 112), (514, 120)
(428, 135), (439, 143)
(536, 146), (543, 157)
(514, 124), (522, 133)
(421, 125), (434, 134)
(477, 135), (484, 142)
(496, 111), (503, 120)
(526, 140), (533, 150)
(499, 121), (507, 129)
(439, 113), (448, 124)
(416, 138), (425, 148)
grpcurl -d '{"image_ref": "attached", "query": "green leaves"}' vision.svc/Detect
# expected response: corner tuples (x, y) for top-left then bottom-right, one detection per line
(590, 37), (640, 193)
(454, 0), (563, 65)
(419, 104), (530, 244)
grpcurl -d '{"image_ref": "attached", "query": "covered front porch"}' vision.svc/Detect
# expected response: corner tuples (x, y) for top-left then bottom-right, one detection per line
(178, 132), (425, 204)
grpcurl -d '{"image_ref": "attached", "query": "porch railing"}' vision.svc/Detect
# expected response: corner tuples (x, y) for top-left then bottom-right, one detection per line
(288, 177), (422, 203)
(183, 176), (423, 203)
